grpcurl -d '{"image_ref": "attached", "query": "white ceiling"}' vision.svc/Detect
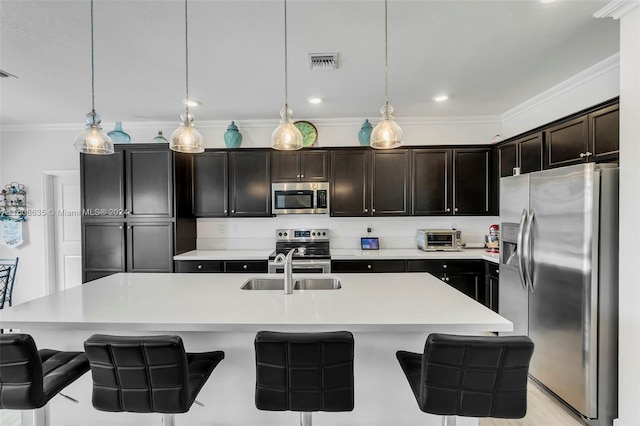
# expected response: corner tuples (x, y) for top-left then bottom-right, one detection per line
(0, 0), (619, 126)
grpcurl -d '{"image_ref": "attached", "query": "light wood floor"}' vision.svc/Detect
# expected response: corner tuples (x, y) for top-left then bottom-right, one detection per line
(480, 380), (585, 426)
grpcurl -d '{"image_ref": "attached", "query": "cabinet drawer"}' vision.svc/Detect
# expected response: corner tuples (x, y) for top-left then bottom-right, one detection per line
(225, 260), (268, 273)
(485, 261), (499, 278)
(331, 260), (406, 273)
(175, 260), (224, 273)
(407, 259), (484, 274)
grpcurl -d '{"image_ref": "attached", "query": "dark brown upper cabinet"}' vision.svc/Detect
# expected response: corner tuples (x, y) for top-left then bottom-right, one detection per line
(412, 149), (452, 215)
(192, 151), (228, 217)
(412, 147), (492, 216)
(229, 150), (272, 217)
(499, 132), (543, 177)
(330, 149), (370, 216)
(81, 145), (173, 218)
(589, 104), (619, 162)
(371, 150), (410, 216)
(453, 148), (492, 215)
(272, 150), (329, 182)
(544, 102), (619, 168)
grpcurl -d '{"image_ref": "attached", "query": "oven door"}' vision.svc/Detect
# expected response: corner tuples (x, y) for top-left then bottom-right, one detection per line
(268, 259), (331, 274)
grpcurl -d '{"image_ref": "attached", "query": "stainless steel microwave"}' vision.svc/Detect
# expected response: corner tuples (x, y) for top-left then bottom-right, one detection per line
(272, 182), (329, 214)
(416, 229), (462, 251)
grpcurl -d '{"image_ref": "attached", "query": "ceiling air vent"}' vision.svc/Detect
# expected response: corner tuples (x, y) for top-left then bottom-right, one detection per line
(0, 69), (17, 78)
(308, 53), (338, 70)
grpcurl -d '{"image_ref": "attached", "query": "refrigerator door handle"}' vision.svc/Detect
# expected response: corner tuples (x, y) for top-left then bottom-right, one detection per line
(516, 209), (528, 291)
(523, 208), (536, 292)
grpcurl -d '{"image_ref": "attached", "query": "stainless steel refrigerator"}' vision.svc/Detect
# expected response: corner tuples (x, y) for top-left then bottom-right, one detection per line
(499, 163), (618, 426)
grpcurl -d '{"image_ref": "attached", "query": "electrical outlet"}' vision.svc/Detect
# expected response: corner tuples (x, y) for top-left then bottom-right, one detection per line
(450, 223), (457, 230)
(232, 224), (238, 234)
(218, 224), (225, 235)
(366, 224), (372, 233)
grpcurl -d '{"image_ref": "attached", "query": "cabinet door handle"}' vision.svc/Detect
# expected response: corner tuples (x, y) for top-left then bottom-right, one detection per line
(372, 208), (376, 213)
(446, 208), (451, 212)
(127, 226), (132, 229)
(231, 210), (235, 213)
(224, 209), (228, 213)
(454, 208), (458, 212)
(364, 208), (369, 213)
(300, 174), (304, 178)
(118, 226), (123, 229)
(297, 174), (300, 178)
(367, 264), (372, 269)
(586, 151), (593, 157)
(445, 277), (450, 282)
(443, 264), (448, 269)
(580, 152), (586, 158)
(197, 264), (203, 270)
(243, 264), (248, 269)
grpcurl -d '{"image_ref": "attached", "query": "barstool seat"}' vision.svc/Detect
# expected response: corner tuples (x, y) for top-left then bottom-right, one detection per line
(254, 331), (354, 426)
(0, 333), (89, 425)
(84, 334), (224, 425)
(396, 333), (534, 426)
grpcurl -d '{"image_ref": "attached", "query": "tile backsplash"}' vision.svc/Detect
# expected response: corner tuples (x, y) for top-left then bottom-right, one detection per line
(197, 216), (498, 250)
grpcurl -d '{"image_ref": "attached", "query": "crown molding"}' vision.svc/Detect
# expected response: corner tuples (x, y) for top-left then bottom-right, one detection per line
(500, 53), (619, 123)
(593, 1), (639, 20)
(0, 115), (501, 133)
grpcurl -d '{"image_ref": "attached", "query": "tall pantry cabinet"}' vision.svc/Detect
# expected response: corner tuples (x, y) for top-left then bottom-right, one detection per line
(80, 144), (195, 283)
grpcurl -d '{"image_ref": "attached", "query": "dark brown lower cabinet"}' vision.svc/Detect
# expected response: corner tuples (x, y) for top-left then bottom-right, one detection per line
(484, 261), (499, 313)
(175, 260), (267, 273)
(331, 260), (406, 273)
(82, 221), (174, 282)
(407, 259), (488, 307)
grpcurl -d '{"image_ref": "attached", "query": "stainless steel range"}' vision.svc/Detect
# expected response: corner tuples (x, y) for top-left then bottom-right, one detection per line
(268, 229), (331, 274)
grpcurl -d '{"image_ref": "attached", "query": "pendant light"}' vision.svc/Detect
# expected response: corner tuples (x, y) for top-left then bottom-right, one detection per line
(370, 0), (403, 149)
(74, 0), (114, 155)
(170, 0), (204, 153)
(271, 0), (303, 151)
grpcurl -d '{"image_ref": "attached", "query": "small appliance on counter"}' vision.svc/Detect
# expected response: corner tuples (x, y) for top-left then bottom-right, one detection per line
(416, 229), (462, 252)
(484, 224), (500, 253)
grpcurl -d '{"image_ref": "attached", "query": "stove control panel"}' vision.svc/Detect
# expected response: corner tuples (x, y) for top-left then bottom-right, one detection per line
(276, 228), (329, 241)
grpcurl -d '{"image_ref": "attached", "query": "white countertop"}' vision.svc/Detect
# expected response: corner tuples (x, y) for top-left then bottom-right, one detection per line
(174, 248), (499, 263)
(0, 272), (511, 333)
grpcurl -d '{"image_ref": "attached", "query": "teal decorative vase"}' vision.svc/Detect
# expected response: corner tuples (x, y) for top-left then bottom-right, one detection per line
(108, 122), (131, 143)
(224, 121), (242, 148)
(358, 119), (372, 146)
(153, 130), (168, 144)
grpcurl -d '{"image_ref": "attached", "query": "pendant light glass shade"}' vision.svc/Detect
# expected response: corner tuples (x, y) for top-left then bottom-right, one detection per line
(170, 112), (204, 153)
(271, 0), (302, 151)
(75, 0), (114, 155)
(371, 0), (402, 150)
(370, 103), (403, 149)
(74, 111), (114, 155)
(272, 106), (303, 150)
(171, 0), (204, 154)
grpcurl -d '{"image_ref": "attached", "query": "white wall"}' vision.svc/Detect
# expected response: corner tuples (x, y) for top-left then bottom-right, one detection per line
(501, 53), (620, 138)
(615, 7), (640, 426)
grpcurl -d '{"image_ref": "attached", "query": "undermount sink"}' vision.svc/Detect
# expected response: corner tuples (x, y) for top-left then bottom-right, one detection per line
(240, 277), (341, 290)
(294, 278), (342, 290)
(240, 278), (284, 290)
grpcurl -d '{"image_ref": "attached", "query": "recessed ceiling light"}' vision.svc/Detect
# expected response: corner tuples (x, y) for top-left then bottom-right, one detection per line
(308, 97), (323, 104)
(433, 95), (449, 102)
(183, 99), (201, 107)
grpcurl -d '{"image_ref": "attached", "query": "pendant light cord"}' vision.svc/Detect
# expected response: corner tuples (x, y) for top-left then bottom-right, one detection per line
(283, 0), (289, 110)
(184, 0), (190, 117)
(384, 0), (389, 109)
(90, 0), (96, 115)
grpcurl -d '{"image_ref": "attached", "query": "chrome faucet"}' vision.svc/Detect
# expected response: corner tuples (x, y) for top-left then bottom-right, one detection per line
(274, 247), (305, 294)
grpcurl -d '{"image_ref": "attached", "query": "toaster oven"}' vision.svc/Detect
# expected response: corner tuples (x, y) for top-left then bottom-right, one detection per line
(416, 229), (462, 251)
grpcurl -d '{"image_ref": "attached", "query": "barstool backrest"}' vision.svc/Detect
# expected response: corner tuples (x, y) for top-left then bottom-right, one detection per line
(419, 333), (534, 418)
(254, 331), (354, 412)
(0, 333), (45, 409)
(84, 334), (191, 413)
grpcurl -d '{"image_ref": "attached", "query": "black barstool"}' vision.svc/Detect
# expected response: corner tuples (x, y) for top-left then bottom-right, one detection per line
(84, 334), (225, 426)
(254, 331), (354, 426)
(0, 333), (89, 426)
(396, 333), (534, 426)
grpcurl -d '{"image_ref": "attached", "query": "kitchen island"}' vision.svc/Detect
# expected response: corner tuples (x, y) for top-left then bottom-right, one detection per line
(0, 272), (511, 426)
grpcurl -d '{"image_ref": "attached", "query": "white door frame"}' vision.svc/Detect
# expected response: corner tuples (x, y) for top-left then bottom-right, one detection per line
(42, 170), (80, 295)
